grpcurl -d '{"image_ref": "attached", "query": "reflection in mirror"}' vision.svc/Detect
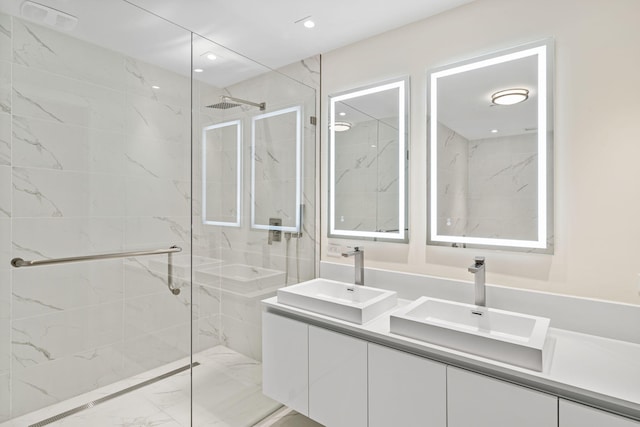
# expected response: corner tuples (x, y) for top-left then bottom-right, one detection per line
(428, 40), (553, 251)
(202, 120), (242, 226)
(251, 106), (302, 232)
(329, 78), (408, 241)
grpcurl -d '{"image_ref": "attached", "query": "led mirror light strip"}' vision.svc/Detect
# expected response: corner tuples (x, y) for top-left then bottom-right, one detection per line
(202, 120), (242, 227)
(329, 79), (407, 240)
(429, 43), (549, 249)
(250, 106), (303, 232)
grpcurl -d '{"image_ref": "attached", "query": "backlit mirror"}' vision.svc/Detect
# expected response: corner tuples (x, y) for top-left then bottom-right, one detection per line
(428, 40), (554, 252)
(251, 106), (302, 232)
(202, 120), (242, 227)
(329, 78), (409, 241)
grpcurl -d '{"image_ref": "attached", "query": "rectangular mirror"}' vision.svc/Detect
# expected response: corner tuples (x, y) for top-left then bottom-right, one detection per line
(428, 40), (554, 252)
(329, 78), (409, 241)
(251, 106), (302, 232)
(202, 120), (242, 227)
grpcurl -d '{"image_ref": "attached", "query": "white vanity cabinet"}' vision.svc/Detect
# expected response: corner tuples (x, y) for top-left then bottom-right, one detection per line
(368, 343), (446, 427)
(262, 312), (309, 416)
(559, 399), (640, 427)
(308, 325), (368, 427)
(447, 367), (557, 427)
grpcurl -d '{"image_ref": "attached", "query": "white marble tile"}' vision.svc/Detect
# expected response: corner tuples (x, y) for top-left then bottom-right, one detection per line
(196, 314), (222, 352)
(0, 114), (9, 166)
(126, 93), (190, 144)
(220, 315), (262, 361)
(0, 166), (9, 218)
(0, 373), (8, 423)
(12, 115), (126, 172)
(123, 290), (191, 340)
(12, 64), (125, 131)
(125, 177), (190, 217)
(124, 135), (189, 180)
(12, 167), (126, 218)
(124, 216), (191, 251)
(11, 217), (124, 260)
(124, 57), (191, 108)
(12, 18), (125, 91)
(12, 167), (82, 218)
(11, 301), (124, 368)
(0, 219), (9, 269)
(11, 260), (124, 319)
(123, 259), (190, 299)
(0, 13), (11, 62)
(0, 317), (8, 376)
(121, 324), (191, 377)
(0, 61), (9, 115)
(11, 343), (127, 418)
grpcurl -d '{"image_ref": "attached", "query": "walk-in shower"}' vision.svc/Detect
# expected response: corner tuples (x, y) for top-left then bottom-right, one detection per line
(0, 1), (317, 425)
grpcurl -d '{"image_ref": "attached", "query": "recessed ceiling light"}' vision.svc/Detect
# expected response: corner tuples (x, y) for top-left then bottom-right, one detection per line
(491, 88), (529, 106)
(303, 19), (315, 29)
(151, 85), (160, 90)
(491, 129), (498, 133)
(206, 53), (217, 61)
(331, 121), (352, 132)
(194, 68), (204, 73)
(339, 112), (346, 116)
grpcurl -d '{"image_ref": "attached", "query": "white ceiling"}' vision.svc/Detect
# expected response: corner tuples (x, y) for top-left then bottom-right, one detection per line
(126, 0), (475, 70)
(0, 0), (475, 87)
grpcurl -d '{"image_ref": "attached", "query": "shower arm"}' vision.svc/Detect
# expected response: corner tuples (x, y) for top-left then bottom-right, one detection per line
(222, 95), (266, 111)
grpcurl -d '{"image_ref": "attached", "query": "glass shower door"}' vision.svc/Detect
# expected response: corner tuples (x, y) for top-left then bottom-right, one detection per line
(0, 1), (194, 425)
(190, 34), (318, 426)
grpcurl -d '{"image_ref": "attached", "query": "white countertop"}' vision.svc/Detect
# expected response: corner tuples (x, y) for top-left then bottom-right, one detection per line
(263, 296), (640, 421)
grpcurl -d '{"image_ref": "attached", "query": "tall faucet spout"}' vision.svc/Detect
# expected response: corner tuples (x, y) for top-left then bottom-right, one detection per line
(342, 246), (364, 286)
(468, 256), (486, 306)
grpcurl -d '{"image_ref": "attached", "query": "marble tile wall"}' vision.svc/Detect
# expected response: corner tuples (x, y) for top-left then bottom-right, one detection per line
(436, 121), (469, 237)
(0, 13), (192, 421)
(467, 133), (538, 240)
(436, 121), (538, 241)
(192, 56), (318, 361)
(334, 117), (400, 232)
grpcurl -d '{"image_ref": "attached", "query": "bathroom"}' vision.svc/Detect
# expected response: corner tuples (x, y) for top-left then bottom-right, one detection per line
(0, 0), (639, 426)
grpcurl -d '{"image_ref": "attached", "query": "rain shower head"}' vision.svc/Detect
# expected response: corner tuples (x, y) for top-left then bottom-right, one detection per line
(206, 95), (266, 111)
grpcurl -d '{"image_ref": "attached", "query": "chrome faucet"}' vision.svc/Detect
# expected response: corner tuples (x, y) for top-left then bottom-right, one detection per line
(342, 246), (364, 286)
(468, 256), (486, 306)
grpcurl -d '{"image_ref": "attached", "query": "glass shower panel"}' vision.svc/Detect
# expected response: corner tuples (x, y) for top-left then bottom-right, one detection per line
(191, 34), (317, 425)
(0, 1), (193, 425)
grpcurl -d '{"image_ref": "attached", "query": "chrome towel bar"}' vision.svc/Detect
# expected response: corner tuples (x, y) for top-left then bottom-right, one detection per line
(11, 245), (183, 295)
(10, 245), (182, 268)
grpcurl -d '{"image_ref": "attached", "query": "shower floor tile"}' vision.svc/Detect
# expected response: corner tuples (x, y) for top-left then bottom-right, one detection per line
(0, 346), (280, 427)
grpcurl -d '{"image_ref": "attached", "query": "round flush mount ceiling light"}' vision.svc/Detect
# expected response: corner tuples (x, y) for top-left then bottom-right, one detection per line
(303, 19), (315, 28)
(331, 121), (352, 132)
(491, 88), (529, 106)
(193, 68), (204, 73)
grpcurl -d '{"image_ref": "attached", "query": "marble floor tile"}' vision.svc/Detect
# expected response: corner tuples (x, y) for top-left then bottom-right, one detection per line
(0, 345), (281, 427)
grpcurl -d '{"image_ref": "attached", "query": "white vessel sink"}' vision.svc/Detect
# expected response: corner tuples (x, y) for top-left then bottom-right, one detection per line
(390, 296), (550, 371)
(277, 278), (397, 324)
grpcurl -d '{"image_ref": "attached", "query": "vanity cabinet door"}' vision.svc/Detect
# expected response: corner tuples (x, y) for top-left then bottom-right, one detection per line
(262, 312), (309, 416)
(560, 399), (640, 426)
(368, 343), (446, 427)
(447, 367), (557, 427)
(308, 325), (367, 427)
